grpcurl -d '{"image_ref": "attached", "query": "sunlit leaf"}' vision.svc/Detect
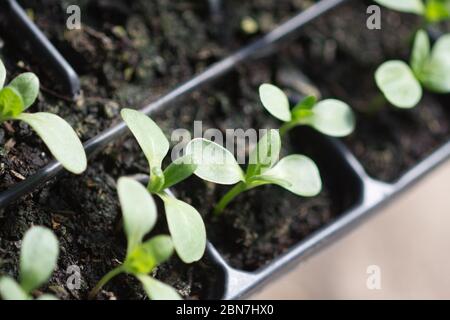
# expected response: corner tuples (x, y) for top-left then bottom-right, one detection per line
(410, 29), (430, 76)
(259, 83), (292, 122)
(0, 87), (24, 119)
(309, 99), (355, 137)
(261, 155), (322, 197)
(118, 177), (157, 254)
(19, 227), (59, 293)
(8, 73), (39, 109)
(375, 60), (422, 108)
(16, 113), (87, 174)
(121, 108), (169, 173)
(0, 277), (29, 300)
(187, 138), (244, 185)
(161, 195), (206, 263)
(137, 275), (182, 300)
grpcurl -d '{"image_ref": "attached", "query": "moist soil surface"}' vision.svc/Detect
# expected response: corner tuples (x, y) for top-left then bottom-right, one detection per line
(0, 0), (447, 299)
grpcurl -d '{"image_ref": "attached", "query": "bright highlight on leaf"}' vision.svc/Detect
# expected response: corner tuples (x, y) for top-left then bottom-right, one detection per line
(162, 195), (207, 263)
(259, 83), (291, 122)
(90, 177), (181, 300)
(17, 113), (87, 174)
(0, 59), (87, 175)
(259, 84), (355, 137)
(375, 60), (423, 108)
(187, 138), (244, 185)
(0, 226), (59, 301)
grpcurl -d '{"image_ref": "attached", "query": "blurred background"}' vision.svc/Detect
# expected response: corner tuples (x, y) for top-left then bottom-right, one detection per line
(251, 160), (450, 299)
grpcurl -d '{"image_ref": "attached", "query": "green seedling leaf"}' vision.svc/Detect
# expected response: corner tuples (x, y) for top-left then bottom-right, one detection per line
(373, 0), (425, 14)
(309, 99), (355, 137)
(0, 86), (24, 119)
(0, 59), (5, 89)
(375, 60), (422, 108)
(20, 226), (59, 293)
(121, 108), (169, 173)
(187, 138), (244, 185)
(125, 235), (174, 274)
(0, 277), (29, 300)
(247, 129), (281, 177)
(420, 34), (450, 93)
(261, 155), (322, 197)
(137, 275), (181, 300)
(161, 195), (206, 263)
(118, 177), (157, 254)
(162, 154), (197, 190)
(16, 113), (87, 174)
(411, 30), (430, 76)
(425, 0), (450, 22)
(259, 83), (292, 122)
(8, 73), (39, 109)
(291, 95), (317, 117)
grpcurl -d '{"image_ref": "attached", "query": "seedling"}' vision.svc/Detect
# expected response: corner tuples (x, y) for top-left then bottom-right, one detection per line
(186, 130), (322, 215)
(89, 177), (181, 300)
(0, 59), (87, 174)
(0, 226), (59, 300)
(374, 0), (450, 23)
(121, 109), (206, 264)
(258, 84), (355, 137)
(375, 30), (450, 108)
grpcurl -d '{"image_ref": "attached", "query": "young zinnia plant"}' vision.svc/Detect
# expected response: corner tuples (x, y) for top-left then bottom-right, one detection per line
(121, 109), (206, 264)
(258, 84), (355, 137)
(374, 0), (450, 24)
(375, 30), (450, 108)
(0, 59), (87, 174)
(89, 177), (181, 300)
(0, 226), (59, 300)
(186, 129), (322, 215)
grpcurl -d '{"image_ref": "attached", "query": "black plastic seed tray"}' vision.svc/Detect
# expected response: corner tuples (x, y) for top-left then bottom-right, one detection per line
(1, 0), (449, 299)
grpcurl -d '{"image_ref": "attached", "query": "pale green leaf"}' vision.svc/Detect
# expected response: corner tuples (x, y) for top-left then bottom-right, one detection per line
(0, 87), (24, 119)
(121, 108), (169, 172)
(0, 277), (29, 300)
(20, 227), (59, 293)
(187, 138), (244, 185)
(0, 59), (5, 89)
(16, 113), (87, 174)
(118, 177), (157, 254)
(373, 0), (425, 14)
(137, 275), (182, 300)
(247, 129), (281, 177)
(161, 196), (206, 263)
(410, 30), (430, 76)
(261, 155), (322, 197)
(8, 73), (39, 109)
(309, 99), (355, 137)
(162, 154), (197, 190)
(420, 34), (450, 93)
(375, 60), (422, 108)
(259, 83), (292, 122)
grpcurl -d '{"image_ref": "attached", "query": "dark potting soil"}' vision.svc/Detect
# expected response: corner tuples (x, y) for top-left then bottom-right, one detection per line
(292, 1), (450, 182)
(0, 0), (327, 299)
